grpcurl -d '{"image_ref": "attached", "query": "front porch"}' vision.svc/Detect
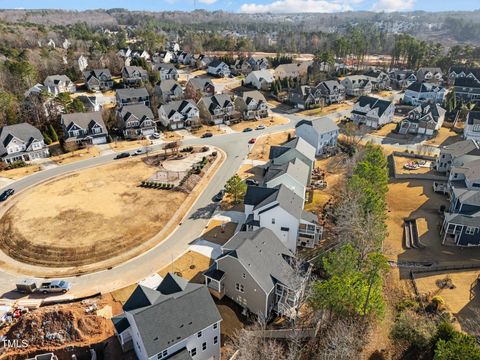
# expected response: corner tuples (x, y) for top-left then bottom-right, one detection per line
(205, 268), (225, 300)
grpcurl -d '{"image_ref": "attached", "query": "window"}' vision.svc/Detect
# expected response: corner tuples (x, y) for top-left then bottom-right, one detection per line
(235, 283), (244, 293)
(191, 348), (197, 357)
(214, 336), (218, 344)
(242, 273), (246, 279)
(197, 331), (202, 337)
(271, 218), (275, 224)
(157, 350), (168, 359)
(466, 227), (476, 235)
(213, 323), (218, 329)
(202, 342), (207, 351)
(281, 227), (289, 232)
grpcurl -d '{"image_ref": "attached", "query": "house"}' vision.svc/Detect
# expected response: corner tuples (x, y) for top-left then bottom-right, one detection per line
(268, 137), (316, 175)
(185, 78), (215, 102)
(83, 69), (113, 91)
(244, 70), (274, 91)
(207, 60), (231, 78)
(244, 185), (322, 251)
(316, 80), (346, 105)
(234, 91), (269, 120)
(435, 139), (480, 174)
(167, 41), (181, 53)
(177, 52), (194, 66)
(204, 228), (311, 319)
(295, 118), (339, 155)
(388, 70), (417, 90)
(43, 75), (76, 95)
(117, 47), (132, 58)
(262, 158), (310, 199)
(153, 63), (179, 81)
(78, 55), (88, 72)
(158, 100), (200, 130)
(363, 69), (390, 91)
(231, 58), (254, 75)
(116, 88), (150, 107)
(416, 67), (443, 84)
(340, 76), (372, 97)
(251, 57), (269, 71)
(288, 86), (322, 110)
(130, 49), (150, 61)
(274, 63), (301, 80)
(24, 83), (50, 98)
(195, 54), (213, 69)
(154, 50), (175, 64)
(448, 66), (480, 86)
(197, 94), (240, 125)
(122, 66), (149, 86)
(0, 123), (50, 164)
(61, 112), (108, 145)
(464, 112), (480, 141)
(403, 82), (445, 106)
(351, 96), (395, 129)
(117, 104), (156, 140)
(112, 273), (222, 360)
(397, 103), (446, 136)
(155, 80), (184, 104)
(77, 95), (102, 112)
(453, 77), (480, 104)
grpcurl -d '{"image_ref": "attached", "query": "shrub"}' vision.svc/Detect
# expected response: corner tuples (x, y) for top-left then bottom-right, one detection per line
(390, 310), (436, 350)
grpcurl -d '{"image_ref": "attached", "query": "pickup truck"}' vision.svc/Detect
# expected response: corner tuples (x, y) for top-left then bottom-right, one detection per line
(38, 280), (72, 294)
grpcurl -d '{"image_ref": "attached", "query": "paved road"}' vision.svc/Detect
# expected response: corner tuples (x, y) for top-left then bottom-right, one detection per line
(0, 103), (438, 298)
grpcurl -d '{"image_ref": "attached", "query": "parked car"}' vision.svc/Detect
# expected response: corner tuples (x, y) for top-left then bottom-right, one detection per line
(213, 190), (225, 202)
(201, 132), (213, 138)
(243, 127), (253, 132)
(39, 280), (72, 294)
(133, 148), (146, 156)
(114, 152), (130, 160)
(15, 279), (37, 294)
(245, 179), (259, 186)
(0, 189), (14, 202)
(248, 138), (256, 144)
(255, 125), (265, 130)
(151, 132), (161, 139)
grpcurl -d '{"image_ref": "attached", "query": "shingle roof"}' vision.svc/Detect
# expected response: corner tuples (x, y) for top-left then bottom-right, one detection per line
(449, 66), (480, 80)
(123, 273), (221, 358)
(187, 77), (214, 90)
(112, 314), (130, 334)
(245, 184), (303, 219)
(160, 99), (197, 119)
(248, 70), (274, 83)
(83, 69), (112, 81)
(220, 228), (297, 292)
(0, 123), (44, 156)
(454, 77), (480, 89)
(268, 137), (316, 163)
(242, 90), (267, 104)
(200, 94), (233, 115)
(441, 139), (480, 157)
(467, 111), (480, 125)
(157, 79), (182, 93)
(296, 117), (338, 134)
(263, 158), (310, 186)
(116, 87), (149, 100)
(406, 81), (444, 93)
(61, 112), (106, 132)
(355, 96), (393, 117)
(123, 66), (148, 77)
(119, 104), (154, 122)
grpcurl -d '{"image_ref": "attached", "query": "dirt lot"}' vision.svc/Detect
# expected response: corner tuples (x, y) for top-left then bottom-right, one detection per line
(191, 125), (227, 138)
(237, 164), (264, 182)
(201, 220), (238, 246)
(0, 158), (187, 268)
(50, 146), (101, 165)
(158, 250), (213, 284)
(0, 164), (42, 180)
(109, 138), (152, 152)
(385, 179), (480, 266)
(424, 127), (462, 147)
(229, 115), (289, 132)
(298, 102), (351, 118)
(372, 122), (398, 137)
(248, 130), (294, 161)
(162, 131), (183, 142)
(393, 155), (437, 175)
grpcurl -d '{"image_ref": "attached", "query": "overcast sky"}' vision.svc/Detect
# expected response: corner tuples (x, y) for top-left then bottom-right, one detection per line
(1, 0), (479, 13)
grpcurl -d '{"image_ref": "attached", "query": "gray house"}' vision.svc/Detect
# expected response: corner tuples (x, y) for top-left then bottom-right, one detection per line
(288, 86), (322, 110)
(234, 91), (269, 120)
(416, 67), (443, 84)
(263, 158), (310, 199)
(116, 87), (150, 107)
(403, 82), (445, 106)
(464, 111), (480, 142)
(0, 123), (50, 164)
(197, 94), (240, 125)
(204, 228), (311, 319)
(153, 63), (180, 81)
(117, 104), (156, 140)
(122, 66), (149, 86)
(269, 137), (316, 175)
(363, 69), (390, 91)
(435, 139), (480, 174)
(207, 60), (231, 78)
(341, 76), (372, 97)
(61, 112), (108, 145)
(83, 69), (113, 91)
(351, 96), (395, 129)
(398, 103), (446, 136)
(316, 80), (346, 105)
(158, 100), (200, 130)
(113, 273), (222, 360)
(155, 80), (184, 104)
(295, 118), (339, 156)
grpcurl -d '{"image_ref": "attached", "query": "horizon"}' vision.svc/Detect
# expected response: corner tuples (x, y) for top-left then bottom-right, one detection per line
(1, 0), (479, 14)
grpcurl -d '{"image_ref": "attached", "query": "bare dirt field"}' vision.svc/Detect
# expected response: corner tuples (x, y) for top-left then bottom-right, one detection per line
(109, 138), (152, 152)
(229, 115), (289, 132)
(424, 127), (462, 147)
(372, 122), (398, 137)
(248, 130), (294, 161)
(0, 159), (187, 267)
(385, 179), (480, 266)
(50, 146), (101, 165)
(201, 220), (238, 246)
(158, 250), (213, 284)
(0, 164), (42, 180)
(191, 124), (227, 138)
(298, 103), (351, 118)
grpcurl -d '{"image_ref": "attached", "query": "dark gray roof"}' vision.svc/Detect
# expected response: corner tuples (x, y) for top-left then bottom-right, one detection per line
(364, 69), (387, 79)
(123, 66), (148, 77)
(0, 123), (44, 156)
(445, 212), (480, 227)
(167, 348), (193, 360)
(83, 69), (112, 81)
(449, 66), (480, 80)
(268, 137), (316, 163)
(116, 87), (149, 100)
(263, 158), (309, 186)
(112, 314), (130, 334)
(203, 268), (225, 281)
(406, 81), (444, 93)
(244, 186), (278, 206)
(200, 94), (233, 115)
(154, 63), (178, 73)
(356, 96), (393, 117)
(245, 184), (303, 219)
(441, 139), (480, 157)
(318, 80), (344, 93)
(467, 111), (480, 125)
(208, 59), (224, 68)
(123, 273), (221, 358)
(301, 211), (318, 223)
(61, 112), (106, 131)
(187, 77), (214, 90)
(296, 117), (338, 134)
(160, 99), (197, 119)
(119, 104), (154, 122)
(157, 79), (182, 93)
(454, 77), (480, 89)
(220, 228), (297, 292)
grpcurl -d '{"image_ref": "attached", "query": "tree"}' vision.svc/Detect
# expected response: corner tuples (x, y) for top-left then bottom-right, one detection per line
(224, 175), (247, 204)
(48, 124), (58, 142)
(434, 332), (480, 360)
(390, 310), (436, 351)
(43, 132), (52, 145)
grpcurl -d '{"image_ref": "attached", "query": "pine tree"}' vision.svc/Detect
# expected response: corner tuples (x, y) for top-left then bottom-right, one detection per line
(48, 124), (58, 142)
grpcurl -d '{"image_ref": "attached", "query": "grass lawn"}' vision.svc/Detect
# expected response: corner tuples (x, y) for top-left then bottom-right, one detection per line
(0, 165), (42, 180)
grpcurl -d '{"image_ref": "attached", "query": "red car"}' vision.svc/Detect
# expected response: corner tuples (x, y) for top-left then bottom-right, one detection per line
(248, 138), (256, 144)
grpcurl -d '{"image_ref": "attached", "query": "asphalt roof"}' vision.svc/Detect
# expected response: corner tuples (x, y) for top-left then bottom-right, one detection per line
(263, 158), (310, 186)
(449, 66), (480, 80)
(355, 96), (393, 117)
(160, 99), (198, 119)
(467, 111), (480, 125)
(157, 79), (182, 93)
(245, 184), (304, 219)
(441, 139), (480, 157)
(200, 94), (233, 115)
(119, 104), (154, 121)
(242, 90), (267, 104)
(187, 77), (214, 90)
(116, 87), (149, 99)
(406, 81), (444, 93)
(220, 228), (297, 292)
(296, 117), (339, 134)
(122, 273), (221, 358)
(61, 112), (106, 131)
(112, 314), (130, 334)
(0, 123), (44, 156)
(454, 77), (480, 88)
(83, 69), (112, 81)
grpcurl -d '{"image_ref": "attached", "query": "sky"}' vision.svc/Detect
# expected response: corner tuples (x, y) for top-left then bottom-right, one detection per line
(1, 0), (479, 13)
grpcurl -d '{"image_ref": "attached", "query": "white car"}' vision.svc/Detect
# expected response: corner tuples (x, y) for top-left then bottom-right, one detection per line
(151, 133), (161, 139)
(133, 148), (146, 156)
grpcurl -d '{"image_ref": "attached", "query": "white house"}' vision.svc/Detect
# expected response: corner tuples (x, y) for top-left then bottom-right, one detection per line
(403, 82), (445, 106)
(117, 104), (156, 140)
(112, 273), (222, 360)
(465, 111), (480, 141)
(207, 60), (231, 78)
(263, 158), (310, 199)
(244, 70), (274, 90)
(43, 75), (76, 95)
(0, 123), (50, 164)
(158, 100), (200, 130)
(351, 96), (395, 129)
(295, 118), (339, 155)
(153, 63), (179, 81)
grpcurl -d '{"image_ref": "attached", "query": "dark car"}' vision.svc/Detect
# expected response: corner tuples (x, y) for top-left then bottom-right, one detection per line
(213, 190), (225, 202)
(0, 188), (14, 202)
(114, 152), (130, 160)
(243, 127), (253, 132)
(201, 132), (213, 138)
(245, 179), (259, 186)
